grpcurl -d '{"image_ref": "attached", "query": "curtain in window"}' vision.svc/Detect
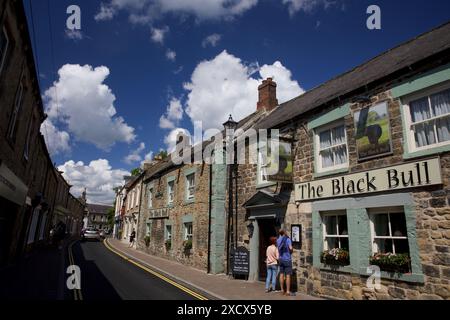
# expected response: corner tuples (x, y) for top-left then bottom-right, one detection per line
(410, 98), (434, 147)
(410, 97), (431, 122)
(431, 89), (450, 143)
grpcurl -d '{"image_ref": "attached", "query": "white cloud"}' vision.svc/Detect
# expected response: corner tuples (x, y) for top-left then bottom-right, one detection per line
(40, 119), (71, 156)
(183, 50), (303, 130)
(282, 0), (336, 16)
(65, 29), (84, 41)
(141, 151), (154, 167)
(95, 0), (258, 23)
(44, 64), (136, 151)
(94, 3), (117, 21)
(159, 98), (183, 129)
(58, 159), (129, 205)
(123, 142), (146, 164)
(164, 128), (190, 152)
(202, 33), (221, 47)
(150, 26), (169, 44)
(166, 49), (177, 61)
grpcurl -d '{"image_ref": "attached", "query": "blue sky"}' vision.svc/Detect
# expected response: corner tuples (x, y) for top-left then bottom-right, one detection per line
(24, 0), (450, 204)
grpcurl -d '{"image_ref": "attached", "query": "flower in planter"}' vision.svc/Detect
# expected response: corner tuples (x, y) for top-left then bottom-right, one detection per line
(321, 248), (350, 265)
(369, 252), (411, 273)
(144, 235), (150, 247)
(165, 239), (172, 250)
(183, 239), (193, 251)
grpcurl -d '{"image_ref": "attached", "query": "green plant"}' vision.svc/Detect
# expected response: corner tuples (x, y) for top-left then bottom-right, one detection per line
(183, 239), (192, 251)
(144, 235), (150, 247)
(165, 239), (172, 250)
(321, 248), (350, 266)
(369, 253), (411, 273)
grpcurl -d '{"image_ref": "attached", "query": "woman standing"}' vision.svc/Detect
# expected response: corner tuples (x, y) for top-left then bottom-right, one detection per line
(265, 236), (279, 293)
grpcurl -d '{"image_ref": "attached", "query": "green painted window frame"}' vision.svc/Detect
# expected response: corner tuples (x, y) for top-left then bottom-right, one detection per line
(164, 220), (173, 241)
(398, 81), (450, 160)
(182, 215), (193, 242)
(312, 199), (424, 283)
(146, 220), (152, 237)
(166, 175), (176, 207)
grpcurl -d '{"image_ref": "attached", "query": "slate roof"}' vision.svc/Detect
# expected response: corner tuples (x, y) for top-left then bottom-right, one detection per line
(256, 21), (450, 130)
(86, 203), (113, 215)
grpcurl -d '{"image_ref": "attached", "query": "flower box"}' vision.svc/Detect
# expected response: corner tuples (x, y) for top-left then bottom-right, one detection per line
(369, 253), (411, 273)
(165, 239), (172, 251)
(144, 236), (150, 247)
(321, 248), (350, 266)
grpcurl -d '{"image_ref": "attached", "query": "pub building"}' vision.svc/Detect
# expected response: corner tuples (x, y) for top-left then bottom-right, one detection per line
(234, 22), (450, 300)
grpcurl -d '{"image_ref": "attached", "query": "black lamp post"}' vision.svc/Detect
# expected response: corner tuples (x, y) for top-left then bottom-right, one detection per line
(223, 114), (238, 275)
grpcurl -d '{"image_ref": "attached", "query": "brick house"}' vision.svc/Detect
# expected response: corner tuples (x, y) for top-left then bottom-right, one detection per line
(231, 22), (450, 299)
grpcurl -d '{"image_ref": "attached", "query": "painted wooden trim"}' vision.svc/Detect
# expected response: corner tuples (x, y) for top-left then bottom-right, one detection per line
(307, 103), (350, 130)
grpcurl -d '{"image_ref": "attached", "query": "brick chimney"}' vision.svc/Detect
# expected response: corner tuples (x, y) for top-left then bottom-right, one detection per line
(257, 77), (278, 111)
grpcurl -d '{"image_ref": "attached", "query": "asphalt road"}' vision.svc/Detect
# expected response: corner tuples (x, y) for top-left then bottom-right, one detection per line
(70, 241), (196, 300)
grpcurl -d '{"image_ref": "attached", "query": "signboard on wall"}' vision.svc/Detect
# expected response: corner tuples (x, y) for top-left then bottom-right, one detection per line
(266, 140), (293, 183)
(231, 246), (250, 276)
(354, 102), (393, 161)
(295, 158), (442, 201)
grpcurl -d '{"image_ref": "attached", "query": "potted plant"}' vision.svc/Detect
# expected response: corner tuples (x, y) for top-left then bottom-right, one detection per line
(183, 239), (193, 254)
(321, 248), (350, 266)
(369, 252), (411, 273)
(165, 239), (172, 251)
(144, 235), (150, 247)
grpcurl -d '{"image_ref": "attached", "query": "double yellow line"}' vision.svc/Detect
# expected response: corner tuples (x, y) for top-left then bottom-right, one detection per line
(68, 241), (84, 301)
(103, 239), (208, 300)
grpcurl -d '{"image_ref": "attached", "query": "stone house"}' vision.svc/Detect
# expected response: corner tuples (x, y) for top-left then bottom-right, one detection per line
(86, 203), (113, 231)
(122, 174), (143, 245)
(232, 22), (450, 299)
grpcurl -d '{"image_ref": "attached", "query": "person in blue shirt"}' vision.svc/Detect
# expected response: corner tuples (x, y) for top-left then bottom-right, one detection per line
(276, 229), (294, 296)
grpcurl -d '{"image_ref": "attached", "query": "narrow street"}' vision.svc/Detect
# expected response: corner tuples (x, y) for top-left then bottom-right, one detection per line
(69, 240), (198, 300)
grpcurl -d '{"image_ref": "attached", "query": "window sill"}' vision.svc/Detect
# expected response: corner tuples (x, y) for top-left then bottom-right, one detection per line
(318, 263), (353, 274)
(403, 144), (450, 160)
(184, 198), (195, 204)
(358, 267), (424, 283)
(313, 167), (349, 179)
(256, 181), (277, 189)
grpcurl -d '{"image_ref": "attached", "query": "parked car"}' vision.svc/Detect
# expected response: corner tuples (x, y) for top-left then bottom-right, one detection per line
(81, 228), (101, 242)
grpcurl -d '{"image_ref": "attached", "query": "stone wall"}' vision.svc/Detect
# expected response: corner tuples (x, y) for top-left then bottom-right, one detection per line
(137, 163), (211, 271)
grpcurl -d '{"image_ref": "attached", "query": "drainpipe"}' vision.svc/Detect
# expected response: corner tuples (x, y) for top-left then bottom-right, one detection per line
(207, 163), (212, 274)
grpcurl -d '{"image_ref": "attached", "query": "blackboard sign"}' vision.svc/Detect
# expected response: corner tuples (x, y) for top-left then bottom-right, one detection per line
(231, 246), (249, 276)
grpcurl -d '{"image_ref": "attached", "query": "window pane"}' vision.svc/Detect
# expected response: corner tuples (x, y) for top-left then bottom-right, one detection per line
(325, 215), (337, 235)
(389, 213), (407, 237)
(430, 89), (450, 117)
(340, 238), (349, 251)
(320, 149), (334, 168)
(333, 145), (347, 165)
(332, 125), (346, 145)
(319, 130), (332, 149)
(436, 116), (450, 143)
(414, 122), (436, 147)
(373, 214), (389, 236)
(410, 97), (431, 122)
(338, 215), (348, 235)
(325, 237), (339, 250)
(375, 238), (393, 253)
(393, 239), (410, 254)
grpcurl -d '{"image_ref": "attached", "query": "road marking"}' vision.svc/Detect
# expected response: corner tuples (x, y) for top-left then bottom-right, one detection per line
(68, 240), (83, 301)
(103, 239), (208, 300)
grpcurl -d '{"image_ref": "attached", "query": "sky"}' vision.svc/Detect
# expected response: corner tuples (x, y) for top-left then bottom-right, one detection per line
(23, 0), (450, 204)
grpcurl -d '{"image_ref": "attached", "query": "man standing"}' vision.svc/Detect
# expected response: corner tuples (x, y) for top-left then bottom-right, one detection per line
(277, 229), (294, 296)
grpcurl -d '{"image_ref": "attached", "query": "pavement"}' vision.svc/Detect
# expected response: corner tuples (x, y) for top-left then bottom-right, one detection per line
(106, 238), (322, 300)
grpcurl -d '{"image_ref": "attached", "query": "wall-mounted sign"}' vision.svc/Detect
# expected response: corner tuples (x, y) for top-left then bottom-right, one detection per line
(295, 158), (442, 201)
(354, 102), (393, 161)
(266, 140), (293, 183)
(0, 162), (28, 206)
(149, 207), (170, 219)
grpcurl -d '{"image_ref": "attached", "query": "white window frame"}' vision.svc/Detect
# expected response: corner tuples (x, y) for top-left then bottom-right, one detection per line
(322, 210), (348, 251)
(165, 225), (172, 241)
(369, 207), (408, 255)
(7, 74), (25, 141)
(147, 186), (153, 209)
(257, 145), (270, 185)
(167, 180), (175, 205)
(146, 221), (152, 237)
(135, 187), (140, 208)
(402, 82), (450, 153)
(314, 121), (349, 173)
(184, 222), (193, 241)
(185, 173), (195, 200)
(0, 26), (9, 76)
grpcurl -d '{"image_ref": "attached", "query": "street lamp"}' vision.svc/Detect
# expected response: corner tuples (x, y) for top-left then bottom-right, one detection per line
(223, 114), (238, 276)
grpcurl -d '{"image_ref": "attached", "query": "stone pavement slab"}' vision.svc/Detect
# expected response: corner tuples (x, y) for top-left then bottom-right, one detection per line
(107, 238), (322, 300)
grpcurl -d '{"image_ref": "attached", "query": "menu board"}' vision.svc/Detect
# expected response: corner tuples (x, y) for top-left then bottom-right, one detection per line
(231, 247), (249, 276)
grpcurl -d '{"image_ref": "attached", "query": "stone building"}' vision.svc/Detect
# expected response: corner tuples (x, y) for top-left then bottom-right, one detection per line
(86, 203), (113, 232)
(0, 0), (85, 266)
(232, 22), (450, 299)
(122, 174), (143, 246)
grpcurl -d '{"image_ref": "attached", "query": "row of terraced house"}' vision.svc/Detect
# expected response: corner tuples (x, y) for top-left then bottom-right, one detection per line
(114, 22), (450, 300)
(0, 0), (85, 267)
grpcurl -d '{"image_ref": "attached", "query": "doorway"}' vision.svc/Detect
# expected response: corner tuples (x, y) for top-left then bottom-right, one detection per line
(258, 218), (278, 281)
(0, 197), (19, 266)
